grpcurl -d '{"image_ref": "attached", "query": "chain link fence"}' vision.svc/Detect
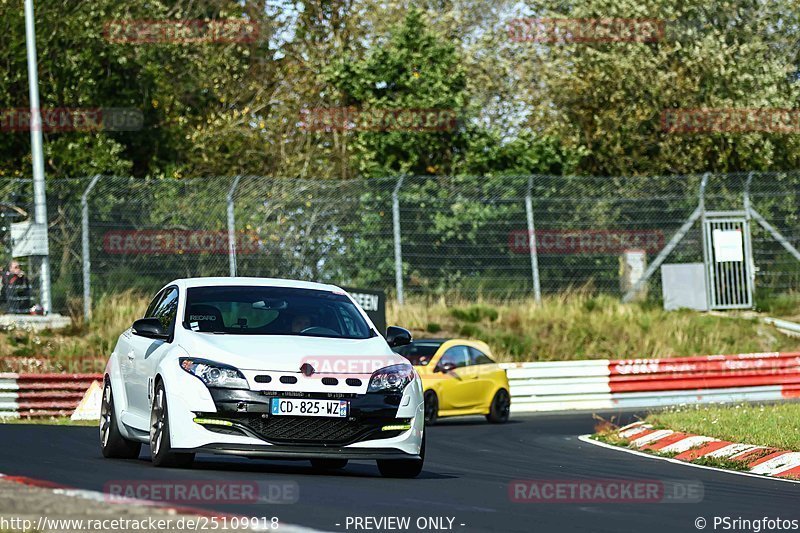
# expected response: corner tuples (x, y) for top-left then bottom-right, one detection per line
(0, 172), (797, 316)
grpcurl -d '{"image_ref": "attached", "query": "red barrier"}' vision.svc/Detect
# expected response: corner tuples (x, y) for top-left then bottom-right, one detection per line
(15, 373), (102, 418)
(608, 353), (800, 393)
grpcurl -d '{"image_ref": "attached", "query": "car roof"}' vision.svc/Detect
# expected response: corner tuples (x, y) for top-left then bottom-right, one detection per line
(409, 338), (493, 354)
(166, 277), (345, 293)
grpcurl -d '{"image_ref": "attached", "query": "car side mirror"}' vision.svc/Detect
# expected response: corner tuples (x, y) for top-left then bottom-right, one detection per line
(132, 318), (168, 340)
(386, 326), (412, 347)
(436, 362), (456, 373)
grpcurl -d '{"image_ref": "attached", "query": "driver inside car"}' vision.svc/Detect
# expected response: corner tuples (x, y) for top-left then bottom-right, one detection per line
(290, 313), (312, 333)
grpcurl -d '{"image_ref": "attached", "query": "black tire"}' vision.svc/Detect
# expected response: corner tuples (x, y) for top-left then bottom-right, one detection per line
(150, 381), (195, 468)
(377, 431), (425, 478)
(423, 390), (438, 426)
(100, 379), (142, 459)
(310, 459), (349, 470)
(486, 389), (511, 424)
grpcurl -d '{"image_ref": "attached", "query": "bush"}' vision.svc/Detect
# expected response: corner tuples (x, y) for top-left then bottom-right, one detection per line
(449, 304), (499, 322)
(426, 322), (442, 333)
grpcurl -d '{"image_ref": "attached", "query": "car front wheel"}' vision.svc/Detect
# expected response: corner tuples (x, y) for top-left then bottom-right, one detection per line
(150, 381), (194, 468)
(377, 432), (425, 478)
(100, 379), (141, 459)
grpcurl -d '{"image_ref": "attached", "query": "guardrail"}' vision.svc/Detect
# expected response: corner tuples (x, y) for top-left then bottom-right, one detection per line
(3, 352), (799, 417)
(0, 373), (102, 418)
(764, 317), (800, 337)
(502, 352), (800, 413)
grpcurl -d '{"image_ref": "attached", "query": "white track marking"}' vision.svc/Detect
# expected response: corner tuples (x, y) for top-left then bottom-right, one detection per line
(630, 429), (673, 447)
(619, 424), (652, 439)
(705, 443), (757, 458)
(750, 452), (800, 476)
(658, 436), (716, 454)
(578, 435), (800, 485)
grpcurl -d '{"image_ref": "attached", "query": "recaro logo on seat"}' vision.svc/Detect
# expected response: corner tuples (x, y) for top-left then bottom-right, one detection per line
(189, 315), (216, 321)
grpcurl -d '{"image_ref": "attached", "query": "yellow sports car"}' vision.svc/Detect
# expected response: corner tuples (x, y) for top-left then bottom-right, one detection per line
(393, 338), (510, 425)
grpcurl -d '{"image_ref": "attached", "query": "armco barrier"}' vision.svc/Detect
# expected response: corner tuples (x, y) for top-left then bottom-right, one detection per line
(0, 373), (102, 418)
(3, 353), (799, 416)
(502, 352), (800, 413)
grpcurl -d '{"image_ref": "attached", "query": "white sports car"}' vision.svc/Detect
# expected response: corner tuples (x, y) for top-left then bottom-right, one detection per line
(100, 277), (424, 478)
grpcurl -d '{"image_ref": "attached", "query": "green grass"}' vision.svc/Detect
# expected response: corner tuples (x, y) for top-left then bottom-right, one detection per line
(0, 289), (799, 365)
(390, 292), (800, 361)
(645, 403), (800, 451)
(756, 291), (800, 321)
(0, 416), (96, 426)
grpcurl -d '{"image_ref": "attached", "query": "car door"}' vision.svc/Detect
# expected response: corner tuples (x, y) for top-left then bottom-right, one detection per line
(469, 346), (501, 406)
(126, 287), (179, 420)
(436, 345), (481, 410)
(120, 289), (164, 420)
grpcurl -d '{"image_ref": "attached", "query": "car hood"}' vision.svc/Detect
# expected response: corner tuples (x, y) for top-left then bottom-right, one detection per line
(177, 332), (405, 373)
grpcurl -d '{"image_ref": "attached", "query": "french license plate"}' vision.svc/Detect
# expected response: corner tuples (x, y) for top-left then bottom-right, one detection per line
(270, 397), (348, 418)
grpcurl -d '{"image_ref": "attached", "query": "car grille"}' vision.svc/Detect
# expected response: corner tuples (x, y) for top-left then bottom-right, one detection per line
(220, 415), (405, 445)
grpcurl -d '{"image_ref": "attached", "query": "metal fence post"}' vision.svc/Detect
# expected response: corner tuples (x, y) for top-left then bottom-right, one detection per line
(392, 176), (405, 305)
(227, 175), (242, 277)
(699, 173), (711, 309)
(525, 176), (542, 303)
(81, 175), (101, 320)
(622, 173), (709, 303)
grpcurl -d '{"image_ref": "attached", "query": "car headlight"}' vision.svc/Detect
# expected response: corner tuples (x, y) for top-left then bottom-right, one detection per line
(179, 358), (249, 389)
(368, 364), (415, 393)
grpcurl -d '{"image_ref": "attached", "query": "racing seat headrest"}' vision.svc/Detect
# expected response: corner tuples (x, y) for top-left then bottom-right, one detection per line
(186, 304), (224, 332)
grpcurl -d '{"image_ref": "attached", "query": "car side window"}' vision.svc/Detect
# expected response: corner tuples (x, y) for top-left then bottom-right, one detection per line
(144, 290), (165, 318)
(439, 345), (470, 369)
(469, 346), (494, 365)
(152, 287), (179, 334)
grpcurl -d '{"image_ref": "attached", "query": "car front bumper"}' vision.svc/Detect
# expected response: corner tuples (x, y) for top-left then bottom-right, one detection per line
(165, 367), (424, 458)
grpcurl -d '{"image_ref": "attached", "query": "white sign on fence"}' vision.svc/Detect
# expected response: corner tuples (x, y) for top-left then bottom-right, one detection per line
(10, 221), (49, 257)
(712, 229), (743, 262)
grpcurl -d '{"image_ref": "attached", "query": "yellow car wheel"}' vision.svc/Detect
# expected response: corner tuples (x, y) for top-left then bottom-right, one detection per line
(486, 389), (510, 424)
(423, 390), (438, 426)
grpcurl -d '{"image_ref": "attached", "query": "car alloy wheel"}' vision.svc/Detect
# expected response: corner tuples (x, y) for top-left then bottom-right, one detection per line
(423, 390), (438, 425)
(149, 381), (194, 468)
(486, 389), (510, 424)
(99, 379), (141, 459)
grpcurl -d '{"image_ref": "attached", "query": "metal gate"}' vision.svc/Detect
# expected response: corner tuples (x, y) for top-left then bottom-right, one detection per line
(702, 212), (754, 309)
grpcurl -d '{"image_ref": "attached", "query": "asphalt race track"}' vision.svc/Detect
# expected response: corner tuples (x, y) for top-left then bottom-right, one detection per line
(1, 412), (798, 532)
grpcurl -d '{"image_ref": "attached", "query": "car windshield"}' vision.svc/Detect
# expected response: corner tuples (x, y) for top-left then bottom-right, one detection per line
(394, 341), (442, 366)
(182, 286), (374, 339)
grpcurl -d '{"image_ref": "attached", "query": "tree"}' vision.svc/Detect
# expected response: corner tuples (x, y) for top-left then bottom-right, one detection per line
(518, 0), (800, 174)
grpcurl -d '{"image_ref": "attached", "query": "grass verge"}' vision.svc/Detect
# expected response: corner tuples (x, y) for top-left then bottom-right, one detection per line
(645, 403), (800, 451)
(0, 417), (96, 426)
(391, 292), (800, 361)
(0, 289), (798, 364)
(592, 403), (800, 475)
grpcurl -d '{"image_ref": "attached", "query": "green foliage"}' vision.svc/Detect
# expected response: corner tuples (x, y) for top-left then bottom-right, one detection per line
(425, 322), (442, 333)
(523, 0), (800, 174)
(449, 304), (499, 322)
(391, 293), (800, 361)
(325, 9), (470, 177)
